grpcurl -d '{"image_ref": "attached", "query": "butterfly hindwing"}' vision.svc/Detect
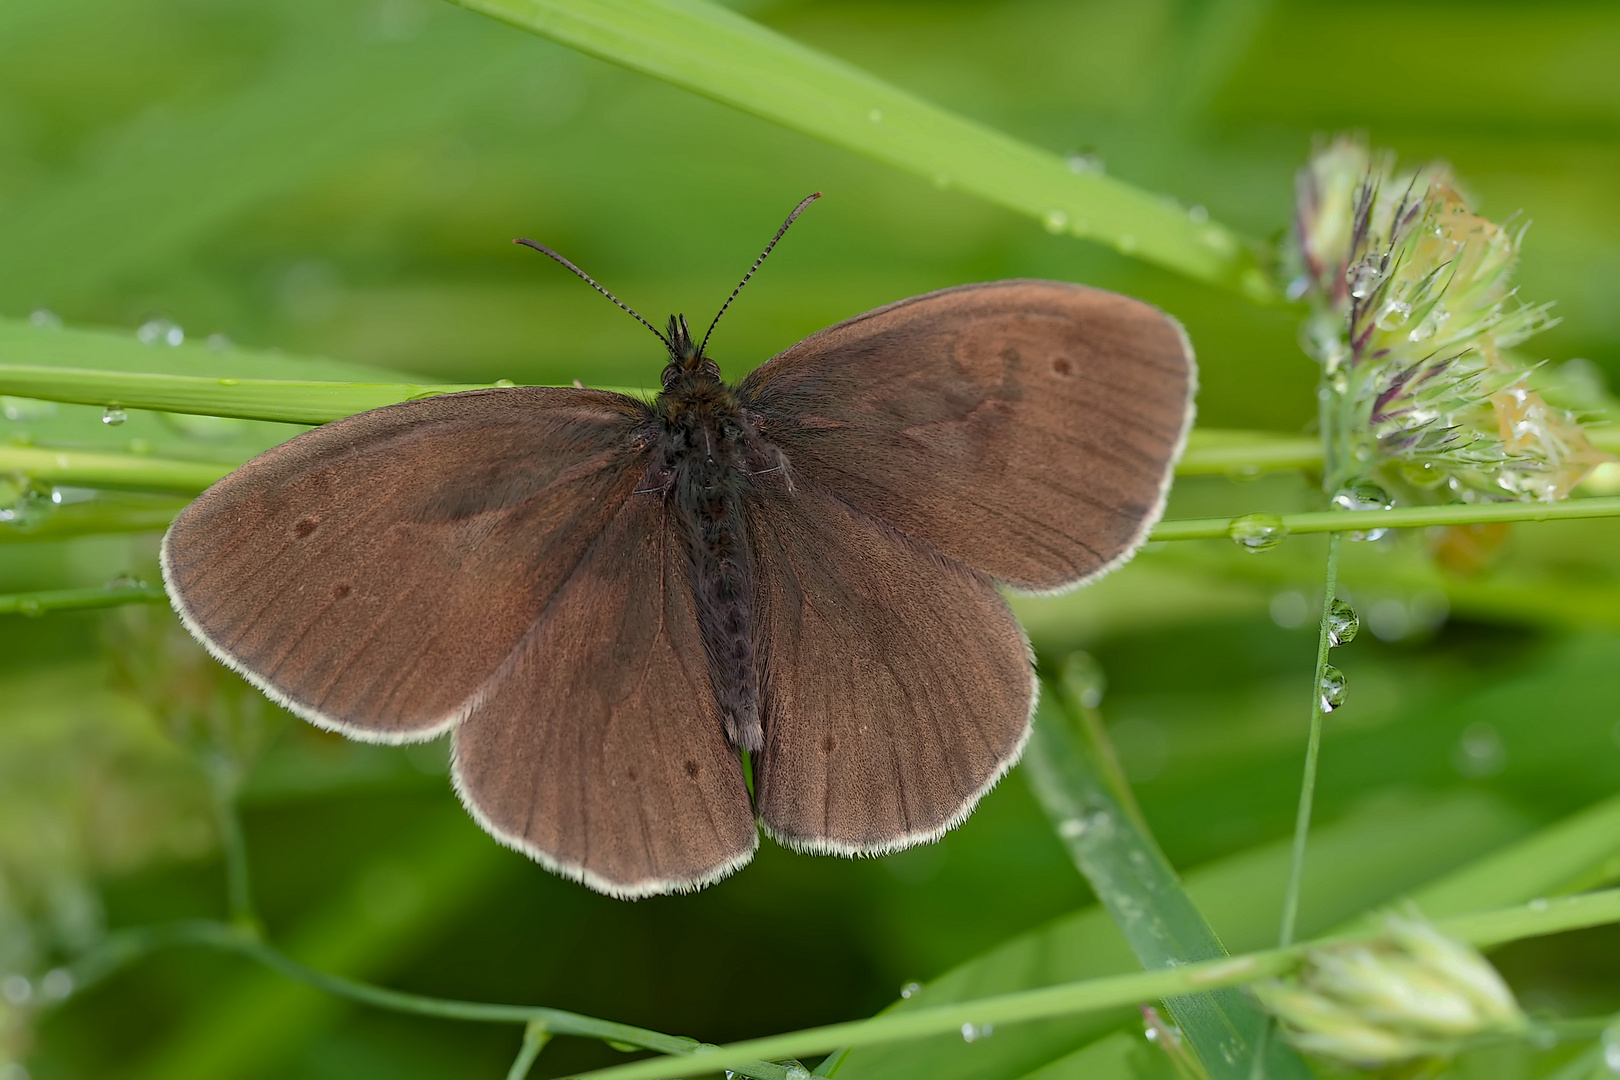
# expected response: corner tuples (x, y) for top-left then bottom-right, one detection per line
(746, 479), (1033, 855)
(450, 490), (758, 897)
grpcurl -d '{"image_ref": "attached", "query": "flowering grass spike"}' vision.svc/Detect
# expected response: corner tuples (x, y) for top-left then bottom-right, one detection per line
(1292, 136), (1610, 502)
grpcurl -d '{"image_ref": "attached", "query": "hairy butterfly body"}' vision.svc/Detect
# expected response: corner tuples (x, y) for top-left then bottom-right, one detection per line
(162, 198), (1195, 898)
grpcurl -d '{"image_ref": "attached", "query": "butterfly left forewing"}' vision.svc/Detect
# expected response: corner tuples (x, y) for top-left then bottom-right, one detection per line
(745, 479), (1032, 855)
(162, 387), (651, 743)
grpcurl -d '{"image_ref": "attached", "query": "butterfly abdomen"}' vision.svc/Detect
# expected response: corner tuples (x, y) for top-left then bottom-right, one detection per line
(659, 377), (765, 754)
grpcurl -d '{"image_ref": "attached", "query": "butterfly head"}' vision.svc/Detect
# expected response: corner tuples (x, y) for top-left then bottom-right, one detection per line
(661, 314), (722, 389)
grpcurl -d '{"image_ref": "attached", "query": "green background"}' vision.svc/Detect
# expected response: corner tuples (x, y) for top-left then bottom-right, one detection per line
(3, 1), (1618, 1077)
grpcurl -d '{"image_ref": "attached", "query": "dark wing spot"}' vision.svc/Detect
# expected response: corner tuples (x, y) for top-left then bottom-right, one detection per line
(684, 759), (700, 778)
(820, 734), (837, 755)
(627, 766), (639, 781)
(294, 517), (318, 538)
(1051, 356), (1074, 376)
(331, 583), (350, 600)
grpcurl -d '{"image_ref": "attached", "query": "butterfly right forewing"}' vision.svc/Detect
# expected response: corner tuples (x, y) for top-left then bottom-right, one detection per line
(740, 279), (1195, 593)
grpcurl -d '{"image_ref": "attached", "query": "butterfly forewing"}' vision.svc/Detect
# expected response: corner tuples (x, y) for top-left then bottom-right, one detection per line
(451, 492), (757, 897)
(747, 481), (1033, 854)
(162, 387), (650, 741)
(740, 280), (1195, 592)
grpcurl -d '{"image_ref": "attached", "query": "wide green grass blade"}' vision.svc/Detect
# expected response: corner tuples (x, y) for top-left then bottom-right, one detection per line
(1022, 685), (1311, 1080)
(446, 0), (1274, 299)
(832, 790), (1526, 1080)
(1, 366), (499, 425)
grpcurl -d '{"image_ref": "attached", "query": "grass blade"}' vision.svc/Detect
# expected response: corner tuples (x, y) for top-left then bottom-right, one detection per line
(446, 0), (1274, 299)
(1023, 680), (1312, 1080)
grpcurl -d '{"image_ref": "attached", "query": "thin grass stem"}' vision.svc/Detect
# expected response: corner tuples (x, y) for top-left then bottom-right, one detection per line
(0, 581), (167, 615)
(1278, 530), (1343, 949)
(506, 1020), (554, 1080)
(570, 890), (1620, 1080)
(59, 920), (797, 1080)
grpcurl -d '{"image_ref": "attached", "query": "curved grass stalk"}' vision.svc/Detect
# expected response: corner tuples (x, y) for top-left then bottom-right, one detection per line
(1150, 496), (1620, 541)
(570, 891), (1620, 1080)
(445, 0), (1273, 299)
(0, 581), (167, 615)
(0, 444), (230, 493)
(0, 364), (504, 424)
(63, 920), (796, 1080)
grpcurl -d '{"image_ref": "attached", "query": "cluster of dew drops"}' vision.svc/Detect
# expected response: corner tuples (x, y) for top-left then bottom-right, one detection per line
(1227, 479), (1391, 718)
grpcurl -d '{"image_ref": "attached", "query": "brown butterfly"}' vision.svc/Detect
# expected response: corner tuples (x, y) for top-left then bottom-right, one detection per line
(161, 195), (1195, 898)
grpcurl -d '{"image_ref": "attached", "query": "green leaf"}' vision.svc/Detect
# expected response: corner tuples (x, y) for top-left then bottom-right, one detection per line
(831, 789), (1526, 1080)
(446, 0), (1274, 299)
(1022, 685), (1312, 1080)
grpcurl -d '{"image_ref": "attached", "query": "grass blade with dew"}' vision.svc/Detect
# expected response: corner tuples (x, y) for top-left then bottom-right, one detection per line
(445, 0), (1274, 300)
(1023, 663), (1313, 1080)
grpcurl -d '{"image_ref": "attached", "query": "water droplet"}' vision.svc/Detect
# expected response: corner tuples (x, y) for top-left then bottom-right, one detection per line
(17, 598), (41, 617)
(101, 406), (128, 426)
(1200, 228), (1233, 255)
(960, 1022), (993, 1042)
(1, 974), (31, 1004)
(1327, 599), (1359, 646)
(1332, 479), (1394, 513)
(29, 308), (62, 329)
(137, 318), (184, 346)
(1346, 255), (1384, 299)
(1528, 897), (1549, 912)
(1065, 151), (1103, 174)
(218, 378), (240, 387)
(40, 968), (73, 1000)
(1188, 204), (1208, 224)
(1407, 306), (1449, 342)
(1043, 209), (1069, 234)
(1319, 665), (1347, 712)
(50, 486), (95, 506)
(1331, 479), (1393, 541)
(1374, 298), (1412, 330)
(1117, 233), (1138, 254)
(868, 108), (883, 123)
(1229, 513), (1288, 553)
(900, 981), (922, 999)
(1, 396), (58, 422)
(783, 1064), (811, 1080)
(0, 490), (54, 529)
(1286, 275), (1311, 301)
(107, 573), (147, 591)
(1453, 721), (1506, 778)
(1601, 1024), (1620, 1073)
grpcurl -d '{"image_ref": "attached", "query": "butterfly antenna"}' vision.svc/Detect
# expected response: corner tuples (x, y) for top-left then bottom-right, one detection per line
(698, 192), (821, 359)
(514, 238), (672, 350)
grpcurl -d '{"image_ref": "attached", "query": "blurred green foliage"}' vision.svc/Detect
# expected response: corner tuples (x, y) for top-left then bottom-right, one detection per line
(2, 1), (1619, 1078)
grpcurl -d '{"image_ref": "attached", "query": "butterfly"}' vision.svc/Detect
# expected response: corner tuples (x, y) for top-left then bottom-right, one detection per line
(161, 195), (1195, 898)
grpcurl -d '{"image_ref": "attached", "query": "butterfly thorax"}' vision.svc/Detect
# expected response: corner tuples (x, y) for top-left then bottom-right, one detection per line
(651, 318), (767, 755)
